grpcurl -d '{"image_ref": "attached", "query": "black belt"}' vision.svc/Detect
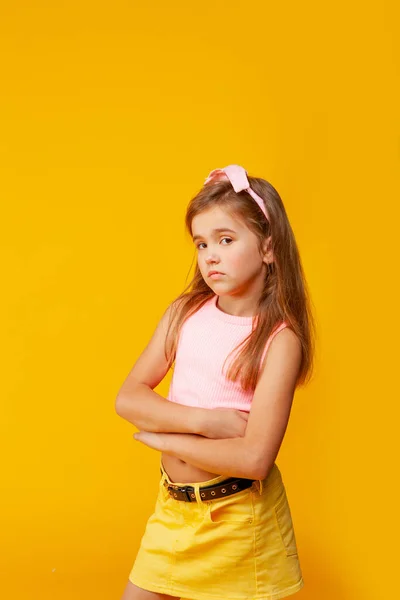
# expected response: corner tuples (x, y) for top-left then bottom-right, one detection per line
(160, 467), (256, 502)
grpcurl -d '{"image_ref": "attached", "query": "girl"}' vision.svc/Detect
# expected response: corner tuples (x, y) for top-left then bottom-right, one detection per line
(116, 164), (315, 600)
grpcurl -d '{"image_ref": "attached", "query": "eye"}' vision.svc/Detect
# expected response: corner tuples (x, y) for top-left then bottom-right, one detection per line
(196, 237), (233, 250)
(221, 237), (233, 246)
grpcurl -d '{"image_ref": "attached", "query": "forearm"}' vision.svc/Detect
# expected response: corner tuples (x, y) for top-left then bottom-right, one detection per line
(115, 383), (209, 435)
(160, 433), (260, 480)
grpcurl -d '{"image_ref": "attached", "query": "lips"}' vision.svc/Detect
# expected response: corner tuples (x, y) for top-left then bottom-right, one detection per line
(208, 270), (224, 277)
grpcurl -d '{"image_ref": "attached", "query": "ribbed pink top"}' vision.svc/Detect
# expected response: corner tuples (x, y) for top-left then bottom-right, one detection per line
(167, 294), (288, 412)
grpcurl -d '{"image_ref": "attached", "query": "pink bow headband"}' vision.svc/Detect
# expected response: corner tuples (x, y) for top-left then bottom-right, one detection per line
(204, 164), (269, 221)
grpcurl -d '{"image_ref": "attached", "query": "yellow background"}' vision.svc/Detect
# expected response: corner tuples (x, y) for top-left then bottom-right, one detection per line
(1, 1), (399, 598)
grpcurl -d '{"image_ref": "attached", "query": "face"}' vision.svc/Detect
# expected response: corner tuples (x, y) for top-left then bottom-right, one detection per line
(191, 206), (272, 296)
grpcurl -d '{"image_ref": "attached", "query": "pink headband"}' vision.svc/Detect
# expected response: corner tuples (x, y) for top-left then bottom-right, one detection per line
(204, 164), (269, 221)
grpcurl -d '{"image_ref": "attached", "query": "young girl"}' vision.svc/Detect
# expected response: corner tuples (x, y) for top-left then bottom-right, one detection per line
(116, 164), (315, 600)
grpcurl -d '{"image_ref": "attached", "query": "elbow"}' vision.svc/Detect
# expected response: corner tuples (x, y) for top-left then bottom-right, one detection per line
(115, 395), (123, 416)
(250, 463), (265, 481)
(251, 457), (274, 481)
(243, 443), (266, 480)
(243, 437), (276, 481)
(246, 447), (272, 481)
(115, 393), (129, 417)
(115, 390), (142, 429)
(115, 381), (143, 416)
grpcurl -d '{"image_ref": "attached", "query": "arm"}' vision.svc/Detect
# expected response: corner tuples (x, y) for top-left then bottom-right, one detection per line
(116, 382), (209, 435)
(134, 327), (302, 480)
(115, 299), (250, 440)
(135, 432), (255, 479)
(117, 384), (248, 438)
(115, 300), (219, 436)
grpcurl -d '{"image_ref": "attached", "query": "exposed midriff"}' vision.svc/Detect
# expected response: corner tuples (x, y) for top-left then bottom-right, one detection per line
(161, 453), (222, 483)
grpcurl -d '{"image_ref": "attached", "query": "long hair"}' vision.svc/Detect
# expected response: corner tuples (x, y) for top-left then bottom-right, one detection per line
(164, 175), (316, 392)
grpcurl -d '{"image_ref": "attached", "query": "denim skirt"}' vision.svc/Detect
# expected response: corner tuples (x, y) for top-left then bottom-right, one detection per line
(129, 459), (304, 600)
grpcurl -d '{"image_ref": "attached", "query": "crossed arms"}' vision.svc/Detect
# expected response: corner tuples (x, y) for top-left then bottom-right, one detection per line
(115, 326), (302, 480)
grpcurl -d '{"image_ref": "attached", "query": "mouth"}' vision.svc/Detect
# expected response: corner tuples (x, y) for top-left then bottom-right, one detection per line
(208, 271), (225, 279)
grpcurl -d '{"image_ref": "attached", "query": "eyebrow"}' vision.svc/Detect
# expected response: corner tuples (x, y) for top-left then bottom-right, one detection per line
(192, 228), (237, 242)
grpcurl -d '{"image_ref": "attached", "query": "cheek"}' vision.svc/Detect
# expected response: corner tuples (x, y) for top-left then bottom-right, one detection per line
(229, 248), (253, 269)
(229, 256), (244, 270)
(230, 248), (263, 275)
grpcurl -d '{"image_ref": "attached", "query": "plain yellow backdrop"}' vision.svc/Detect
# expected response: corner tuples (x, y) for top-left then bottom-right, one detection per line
(1, 1), (399, 599)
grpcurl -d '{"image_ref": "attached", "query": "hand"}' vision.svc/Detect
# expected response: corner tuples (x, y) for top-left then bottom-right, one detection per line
(133, 431), (166, 451)
(201, 408), (249, 439)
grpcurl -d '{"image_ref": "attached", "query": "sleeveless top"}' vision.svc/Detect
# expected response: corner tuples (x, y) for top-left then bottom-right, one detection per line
(166, 294), (288, 412)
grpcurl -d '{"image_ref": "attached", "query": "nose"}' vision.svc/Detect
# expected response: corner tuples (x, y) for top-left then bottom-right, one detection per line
(205, 253), (220, 265)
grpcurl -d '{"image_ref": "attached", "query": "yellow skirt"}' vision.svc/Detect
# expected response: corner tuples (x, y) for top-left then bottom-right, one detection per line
(129, 459), (304, 600)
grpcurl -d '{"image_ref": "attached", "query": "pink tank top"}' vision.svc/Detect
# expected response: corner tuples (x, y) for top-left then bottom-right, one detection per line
(167, 294), (288, 412)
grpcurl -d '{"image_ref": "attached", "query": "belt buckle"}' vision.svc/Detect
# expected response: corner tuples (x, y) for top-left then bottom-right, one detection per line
(167, 484), (195, 502)
(180, 485), (195, 502)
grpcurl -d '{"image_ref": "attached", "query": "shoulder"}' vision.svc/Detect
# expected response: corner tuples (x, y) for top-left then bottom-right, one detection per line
(269, 324), (301, 356)
(261, 320), (299, 357)
(261, 325), (302, 380)
(273, 325), (301, 348)
(162, 295), (187, 320)
(167, 295), (214, 323)
(161, 295), (210, 336)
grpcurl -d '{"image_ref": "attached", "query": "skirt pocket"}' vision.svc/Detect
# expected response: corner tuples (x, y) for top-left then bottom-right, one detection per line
(205, 485), (255, 524)
(273, 491), (299, 556)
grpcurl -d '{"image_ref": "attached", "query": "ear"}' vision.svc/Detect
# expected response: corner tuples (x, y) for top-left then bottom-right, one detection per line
(262, 236), (274, 264)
